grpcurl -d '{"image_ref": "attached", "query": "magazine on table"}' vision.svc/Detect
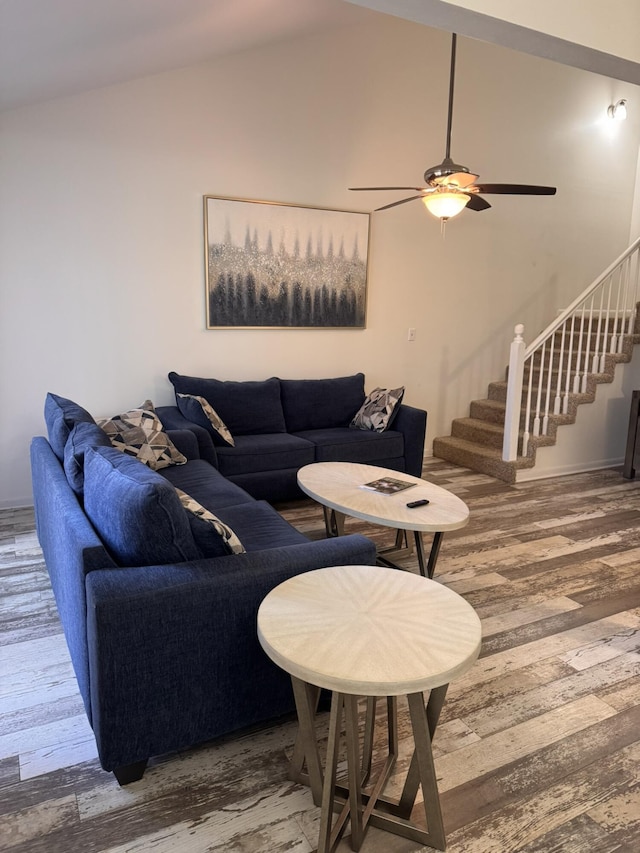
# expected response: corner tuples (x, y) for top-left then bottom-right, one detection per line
(360, 477), (416, 495)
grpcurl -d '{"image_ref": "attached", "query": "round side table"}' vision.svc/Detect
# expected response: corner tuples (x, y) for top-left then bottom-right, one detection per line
(257, 564), (481, 852)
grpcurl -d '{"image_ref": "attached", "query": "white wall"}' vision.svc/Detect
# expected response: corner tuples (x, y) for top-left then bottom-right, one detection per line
(1, 16), (639, 506)
(632, 146), (640, 241)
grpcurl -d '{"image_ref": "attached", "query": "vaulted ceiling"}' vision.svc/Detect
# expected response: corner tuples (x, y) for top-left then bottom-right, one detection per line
(2, 0), (639, 114)
(0, 0), (371, 112)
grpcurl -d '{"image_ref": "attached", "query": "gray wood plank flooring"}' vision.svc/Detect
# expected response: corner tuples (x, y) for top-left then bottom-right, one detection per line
(1, 461), (639, 852)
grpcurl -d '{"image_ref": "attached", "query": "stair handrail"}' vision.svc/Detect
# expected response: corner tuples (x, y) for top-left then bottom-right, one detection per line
(503, 236), (640, 463)
(524, 236), (640, 358)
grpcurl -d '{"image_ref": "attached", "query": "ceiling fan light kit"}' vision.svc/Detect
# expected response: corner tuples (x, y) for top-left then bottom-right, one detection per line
(349, 33), (556, 227)
(422, 190), (469, 219)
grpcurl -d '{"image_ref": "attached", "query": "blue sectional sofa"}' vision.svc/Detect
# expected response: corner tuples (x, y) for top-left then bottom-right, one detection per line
(158, 372), (427, 502)
(31, 393), (376, 785)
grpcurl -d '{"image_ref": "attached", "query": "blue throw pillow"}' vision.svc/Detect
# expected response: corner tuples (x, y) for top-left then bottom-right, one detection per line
(44, 393), (95, 462)
(63, 421), (112, 497)
(168, 372), (285, 436)
(83, 446), (201, 568)
(280, 374), (366, 432)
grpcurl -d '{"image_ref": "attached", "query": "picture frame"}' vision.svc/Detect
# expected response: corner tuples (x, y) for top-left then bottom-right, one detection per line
(204, 195), (370, 329)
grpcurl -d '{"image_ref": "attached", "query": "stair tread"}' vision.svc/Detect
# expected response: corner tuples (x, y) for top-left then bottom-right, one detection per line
(434, 436), (506, 459)
(454, 417), (503, 431)
(434, 435), (535, 467)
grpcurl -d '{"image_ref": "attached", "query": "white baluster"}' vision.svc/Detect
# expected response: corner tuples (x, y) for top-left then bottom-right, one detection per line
(554, 323), (566, 415)
(502, 324), (526, 462)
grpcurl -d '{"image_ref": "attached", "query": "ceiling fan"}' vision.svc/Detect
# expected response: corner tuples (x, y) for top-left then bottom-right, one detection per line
(349, 33), (556, 223)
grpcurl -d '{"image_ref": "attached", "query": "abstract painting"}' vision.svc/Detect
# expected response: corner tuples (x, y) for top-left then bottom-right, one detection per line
(204, 196), (369, 328)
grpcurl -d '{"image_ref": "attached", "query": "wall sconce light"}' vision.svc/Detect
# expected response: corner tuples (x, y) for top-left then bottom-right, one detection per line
(608, 99), (627, 120)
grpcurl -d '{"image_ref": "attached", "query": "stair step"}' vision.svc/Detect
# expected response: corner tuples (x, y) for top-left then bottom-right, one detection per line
(488, 380), (598, 407)
(449, 415), (558, 455)
(451, 417), (505, 450)
(432, 436), (534, 485)
(469, 398), (506, 425)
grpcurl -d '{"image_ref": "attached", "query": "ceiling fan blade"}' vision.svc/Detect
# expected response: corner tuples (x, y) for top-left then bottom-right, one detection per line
(465, 194), (491, 211)
(474, 184), (557, 195)
(349, 186), (424, 192)
(375, 195), (425, 212)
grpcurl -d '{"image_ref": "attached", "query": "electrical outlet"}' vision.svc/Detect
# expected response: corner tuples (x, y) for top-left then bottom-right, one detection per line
(407, 328), (416, 342)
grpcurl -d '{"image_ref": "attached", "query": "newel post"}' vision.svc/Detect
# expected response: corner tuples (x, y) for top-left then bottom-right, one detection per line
(502, 324), (526, 462)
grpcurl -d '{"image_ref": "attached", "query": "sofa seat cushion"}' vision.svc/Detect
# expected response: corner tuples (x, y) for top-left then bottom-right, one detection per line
(44, 393), (95, 462)
(168, 372), (286, 436)
(215, 501), (310, 552)
(216, 433), (315, 477)
(160, 459), (255, 510)
(83, 447), (201, 567)
(280, 374), (365, 432)
(295, 427), (404, 464)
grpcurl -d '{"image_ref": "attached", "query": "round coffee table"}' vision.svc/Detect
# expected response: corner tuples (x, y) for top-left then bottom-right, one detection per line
(297, 462), (469, 578)
(258, 564), (482, 852)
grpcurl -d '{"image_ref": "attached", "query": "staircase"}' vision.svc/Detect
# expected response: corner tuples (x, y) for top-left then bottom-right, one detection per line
(433, 239), (640, 484)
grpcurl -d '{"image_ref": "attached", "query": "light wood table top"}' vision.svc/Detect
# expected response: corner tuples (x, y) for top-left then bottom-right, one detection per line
(297, 461), (469, 534)
(257, 564), (482, 697)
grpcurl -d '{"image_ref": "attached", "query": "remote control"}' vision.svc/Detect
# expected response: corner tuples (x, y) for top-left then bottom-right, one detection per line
(406, 499), (430, 508)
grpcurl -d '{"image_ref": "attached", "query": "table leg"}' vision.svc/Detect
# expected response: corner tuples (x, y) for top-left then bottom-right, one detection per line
(289, 677), (324, 806)
(414, 530), (444, 579)
(397, 684), (448, 816)
(323, 506), (346, 537)
(405, 691), (446, 850)
(318, 693), (351, 853)
(344, 695), (365, 850)
(292, 684), (449, 852)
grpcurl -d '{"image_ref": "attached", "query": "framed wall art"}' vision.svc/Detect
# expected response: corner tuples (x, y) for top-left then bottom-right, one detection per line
(204, 195), (370, 329)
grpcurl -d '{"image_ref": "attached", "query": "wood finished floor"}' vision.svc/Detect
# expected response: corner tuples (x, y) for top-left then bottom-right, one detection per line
(1, 459), (639, 852)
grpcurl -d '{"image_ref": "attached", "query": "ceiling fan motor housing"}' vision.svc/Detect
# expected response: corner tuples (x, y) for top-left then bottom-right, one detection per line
(424, 157), (470, 185)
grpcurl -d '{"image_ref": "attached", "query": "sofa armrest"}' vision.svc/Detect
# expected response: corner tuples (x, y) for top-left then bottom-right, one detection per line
(165, 429), (200, 461)
(85, 534), (376, 772)
(393, 404), (427, 477)
(156, 405), (218, 466)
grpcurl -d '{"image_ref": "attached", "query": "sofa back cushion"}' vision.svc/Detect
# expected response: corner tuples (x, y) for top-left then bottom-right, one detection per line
(168, 372), (286, 435)
(83, 446), (201, 567)
(44, 393), (95, 462)
(280, 374), (366, 433)
(63, 421), (112, 497)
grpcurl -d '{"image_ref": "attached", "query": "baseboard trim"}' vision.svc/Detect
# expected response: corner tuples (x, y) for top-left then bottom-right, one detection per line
(515, 457), (625, 482)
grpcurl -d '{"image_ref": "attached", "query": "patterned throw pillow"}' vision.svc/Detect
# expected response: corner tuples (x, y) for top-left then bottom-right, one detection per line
(175, 488), (245, 556)
(176, 393), (235, 447)
(350, 387), (405, 433)
(97, 400), (187, 471)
